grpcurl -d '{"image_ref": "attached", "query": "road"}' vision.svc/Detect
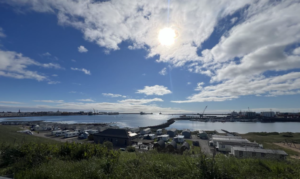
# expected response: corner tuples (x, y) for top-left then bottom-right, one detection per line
(190, 135), (212, 156)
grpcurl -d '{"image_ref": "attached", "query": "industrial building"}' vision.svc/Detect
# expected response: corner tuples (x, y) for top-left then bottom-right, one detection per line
(216, 141), (261, 152)
(231, 147), (288, 160)
(211, 137), (250, 146)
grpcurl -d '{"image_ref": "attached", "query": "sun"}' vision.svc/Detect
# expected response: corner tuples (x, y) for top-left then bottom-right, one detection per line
(158, 27), (176, 46)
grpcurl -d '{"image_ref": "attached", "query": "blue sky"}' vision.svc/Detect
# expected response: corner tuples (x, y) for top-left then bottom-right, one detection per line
(0, 0), (300, 113)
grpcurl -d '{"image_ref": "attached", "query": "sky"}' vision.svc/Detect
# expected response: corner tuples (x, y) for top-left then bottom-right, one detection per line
(0, 0), (300, 113)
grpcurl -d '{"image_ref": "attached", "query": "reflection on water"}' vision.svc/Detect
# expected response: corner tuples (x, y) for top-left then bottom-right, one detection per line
(168, 120), (300, 134)
(0, 114), (177, 128)
(1, 115), (300, 133)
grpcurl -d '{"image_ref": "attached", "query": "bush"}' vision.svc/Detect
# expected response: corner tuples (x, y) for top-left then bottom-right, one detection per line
(88, 134), (94, 140)
(282, 132), (293, 137)
(126, 146), (135, 152)
(103, 141), (113, 150)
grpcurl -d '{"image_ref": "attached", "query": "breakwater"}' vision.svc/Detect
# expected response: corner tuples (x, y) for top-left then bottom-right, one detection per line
(141, 118), (175, 129)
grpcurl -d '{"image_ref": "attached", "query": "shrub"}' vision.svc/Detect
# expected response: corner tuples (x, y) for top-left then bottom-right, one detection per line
(103, 141), (113, 150)
(88, 134), (94, 140)
(126, 146), (135, 152)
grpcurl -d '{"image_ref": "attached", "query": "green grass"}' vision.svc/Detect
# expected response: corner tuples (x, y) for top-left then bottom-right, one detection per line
(1, 142), (300, 179)
(0, 125), (61, 145)
(1, 128), (300, 178)
(185, 140), (201, 153)
(241, 132), (300, 156)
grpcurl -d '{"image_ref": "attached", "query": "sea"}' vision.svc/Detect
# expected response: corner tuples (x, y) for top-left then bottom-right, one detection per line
(1, 114), (299, 134)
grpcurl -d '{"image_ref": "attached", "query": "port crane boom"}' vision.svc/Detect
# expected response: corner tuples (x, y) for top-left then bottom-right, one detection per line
(201, 106), (207, 118)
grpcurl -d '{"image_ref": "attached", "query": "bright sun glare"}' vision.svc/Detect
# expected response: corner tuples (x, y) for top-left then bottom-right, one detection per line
(158, 28), (176, 46)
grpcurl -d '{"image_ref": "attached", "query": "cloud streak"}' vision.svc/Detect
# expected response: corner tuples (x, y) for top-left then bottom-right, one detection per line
(71, 67), (91, 75)
(0, 49), (62, 81)
(102, 93), (126, 98)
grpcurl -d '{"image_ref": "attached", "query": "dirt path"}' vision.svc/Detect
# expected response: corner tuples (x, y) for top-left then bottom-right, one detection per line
(274, 143), (300, 160)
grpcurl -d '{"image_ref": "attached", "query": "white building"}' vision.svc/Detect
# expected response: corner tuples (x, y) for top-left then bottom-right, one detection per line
(141, 128), (151, 135)
(216, 141), (260, 152)
(231, 146), (288, 160)
(64, 131), (79, 138)
(175, 135), (185, 143)
(211, 137), (250, 146)
(158, 134), (169, 142)
(148, 134), (156, 140)
(261, 111), (275, 117)
(156, 129), (162, 135)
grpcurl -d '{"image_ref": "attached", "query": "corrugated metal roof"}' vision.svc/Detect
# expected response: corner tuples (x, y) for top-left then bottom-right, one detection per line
(217, 141), (259, 147)
(232, 146), (288, 155)
(212, 138), (249, 143)
(212, 135), (242, 139)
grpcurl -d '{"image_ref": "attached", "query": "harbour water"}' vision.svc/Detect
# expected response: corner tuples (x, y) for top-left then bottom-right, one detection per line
(1, 115), (300, 134)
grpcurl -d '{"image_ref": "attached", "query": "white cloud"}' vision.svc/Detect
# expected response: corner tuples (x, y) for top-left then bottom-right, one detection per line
(77, 99), (94, 102)
(195, 82), (204, 91)
(172, 72), (300, 103)
(102, 93), (126, 98)
(187, 82), (191, 85)
(33, 100), (64, 103)
(137, 85), (172, 96)
(78, 46), (88, 53)
(159, 67), (167, 75)
(293, 47), (300, 55)
(42, 52), (51, 56)
(71, 67), (91, 75)
(3, 0), (253, 66)
(0, 101), (22, 104)
(48, 81), (60, 84)
(0, 27), (5, 38)
(5, 0), (300, 102)
(0, 49), (61, 81)
(71, 59), (76, 62)
(118, 98), (163, 105)
(230, 17), (238, 24)
(52, 74), (58, 77)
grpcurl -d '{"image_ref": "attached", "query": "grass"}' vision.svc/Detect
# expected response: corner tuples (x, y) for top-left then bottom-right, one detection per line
(1, 127), (300, 178)
(241, 132), (300, 156)
(1, 142), (300, 178)
(185, 140), (201, 153)
(0, 125), (61, 145)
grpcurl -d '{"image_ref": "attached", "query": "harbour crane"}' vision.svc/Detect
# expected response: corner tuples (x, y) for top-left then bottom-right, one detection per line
(200, 106), (207, 118)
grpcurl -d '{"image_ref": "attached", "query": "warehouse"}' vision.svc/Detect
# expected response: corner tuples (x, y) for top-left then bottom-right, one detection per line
(231, 147), (288, 160)
(211, 137), (250, 146)
(216, 141), (261, 152)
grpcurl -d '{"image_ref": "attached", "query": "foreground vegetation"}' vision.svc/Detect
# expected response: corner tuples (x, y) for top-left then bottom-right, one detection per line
(0, 125), (61, 145)
(0, 142), (300, 179)
(1, 126), (300, 178)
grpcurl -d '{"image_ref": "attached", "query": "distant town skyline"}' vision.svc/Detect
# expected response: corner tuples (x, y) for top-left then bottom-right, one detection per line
(0, 0), (300, 113)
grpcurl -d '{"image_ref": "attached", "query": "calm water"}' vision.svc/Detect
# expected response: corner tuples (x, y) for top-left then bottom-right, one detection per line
(1, 115), (300, 134)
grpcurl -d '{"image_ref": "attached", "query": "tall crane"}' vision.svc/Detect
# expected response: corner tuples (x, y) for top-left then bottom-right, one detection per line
(201, 106), (207, 118)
